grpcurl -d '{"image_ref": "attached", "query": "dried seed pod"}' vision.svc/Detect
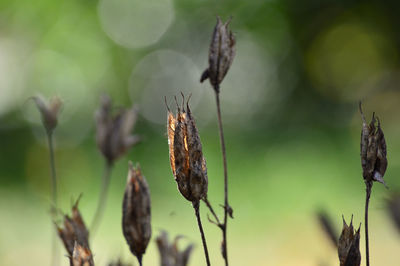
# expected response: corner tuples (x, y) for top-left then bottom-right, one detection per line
(338, 216), (361, 266)
(57, 197), (90, 257)
(71, 242), (94, 266)
(200, 16), (236, 92)
(95, 94), (140, 164)
(31, 95), (62, 134)
(359, 102), (388, 186)
(156, 231), (194, 266)
(166, 96), (208, 203)
(122, 162), (151, 265)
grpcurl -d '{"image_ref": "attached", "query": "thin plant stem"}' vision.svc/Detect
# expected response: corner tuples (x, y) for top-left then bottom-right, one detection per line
(90, 160), (113, 236)
(47, 132), (59, 266)
(193, 201), (211, 266)
(365, 182), (372, 266)
(203, 198), (221, 225)
(215, 90), (229, 266)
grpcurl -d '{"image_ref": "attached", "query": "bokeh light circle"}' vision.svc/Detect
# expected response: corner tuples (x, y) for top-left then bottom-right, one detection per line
(98, 0), (175, 48)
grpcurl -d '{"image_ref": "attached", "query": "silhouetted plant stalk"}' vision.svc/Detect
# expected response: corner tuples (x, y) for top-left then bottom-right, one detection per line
(31, 95), (62, 266)
(200, 16), (236, 265)
(359, 102), (388, 266)
(166, 95), (210, 266)
(91, 95), (140, 235)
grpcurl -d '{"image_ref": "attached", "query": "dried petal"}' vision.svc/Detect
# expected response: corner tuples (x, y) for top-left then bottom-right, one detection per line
(201, 16), (236, 92)
(122, 162), (151, 265)
(71, 242), (94, 266)
(338, 216), (361, 266)
(57, 197), (90, 257)
(95, 94), (140, 163)
(32, 95), (62, 133)
(166, 96), (208, 202)
(156, 231), (193, 266)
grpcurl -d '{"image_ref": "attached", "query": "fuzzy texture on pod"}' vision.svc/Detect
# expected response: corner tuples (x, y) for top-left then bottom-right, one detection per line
(32, 95), (62, 134)
(95, 95), (140, 164)
(200, 16), (236, 92)
(359, 102), (388, 186)
(71, 242), (94, 266)
(156, 231), (194, 266)
(122, 162), (151, 264)
(338, 216), (361, 266)
(57, 198), (90, 257)
(166, 96), (208, 202)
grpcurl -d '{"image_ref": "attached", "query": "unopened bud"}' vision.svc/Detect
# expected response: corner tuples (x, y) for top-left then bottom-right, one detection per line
(122, 162), (151, 265)
(338, 216), (361, 266)
(32, 95), (62, 134)
(166, 95), (208, 203)
(200, 16), (236, 92)
(359, 102), (388, 186)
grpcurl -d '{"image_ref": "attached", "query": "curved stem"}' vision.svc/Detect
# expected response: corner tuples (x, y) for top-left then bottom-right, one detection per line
(193, 201), (211, 266)
(215, 90), (229, 266)
(90, 160), (113, 236)
(365, 182), (372, 266)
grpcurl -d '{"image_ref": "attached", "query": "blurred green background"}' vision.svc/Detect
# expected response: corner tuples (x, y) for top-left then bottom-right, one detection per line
(1, 0), (400, 265)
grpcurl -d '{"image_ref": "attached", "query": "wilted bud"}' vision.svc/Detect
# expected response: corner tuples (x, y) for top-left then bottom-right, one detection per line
(57, 197), (90, 257)
(31, 95), (62, 134)
(359, 102), (388, 186)
(122, 162), (151, 265)
(166, 96), (208, 203)
(200, 16), (236, 92)
(156, 231), (193, 266)
(338, 216), (361, 266)
(95, 94), (140, 164)
(71, 242), (94, 266)
(316, 210), (338, 248)
(387, 193), (400, 234)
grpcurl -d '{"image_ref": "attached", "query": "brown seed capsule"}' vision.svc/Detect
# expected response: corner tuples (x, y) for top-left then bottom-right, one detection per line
(71, 242), (95, 266)
(122, 162), (151, 265)
(338, 216), (361, 266)
(200, 16), (236, 92)
(359, 102), (388, 186)
(31, 95), (62, 134)
(166, 96), (208, 203)
(156, 231), (194, 266)
(57, 197), (90, 257)
(95, 94), (140, 164)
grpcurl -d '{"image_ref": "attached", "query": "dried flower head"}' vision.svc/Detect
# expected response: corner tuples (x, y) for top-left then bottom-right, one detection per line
(200, 16), (236, 92)
(359, 102), (388, 186)
(166, 95), (208, 203)
(156, 231), (194, 266)
(31, 95), (62, 134)
(57, 197), (90, 257)
(95, 95), (140, 164)
(387, 193), (400, 234)
(71, 242), (94, 266)
(338, 216), (361, 266)
(122, 162), (151, 265)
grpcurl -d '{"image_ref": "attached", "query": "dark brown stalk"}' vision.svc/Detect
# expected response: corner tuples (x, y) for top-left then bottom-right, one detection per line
(215, 90), (230, 266)
(90, 160), (113, 236)
(365, 182), (372, 266)
(193, 201), (211, 266)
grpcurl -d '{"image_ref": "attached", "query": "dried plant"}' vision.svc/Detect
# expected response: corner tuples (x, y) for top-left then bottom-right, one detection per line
(316, 210), (338, 248)
(122, 162), (151, 266)
(56, 197), (92, 265)
(338, 216), (361, 266)
(156, 231), (194, 266)
(200, 16), (236, 266)
(71, 242), (95, 266)
(166, 95), (210, 265)
(91, 94), (140, 234)
(386, 193), (400, 234)
(359, 102), (388, 266)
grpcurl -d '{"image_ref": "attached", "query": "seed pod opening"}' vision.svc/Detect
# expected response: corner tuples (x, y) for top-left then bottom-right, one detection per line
(359, 102), (388, 186)
(122, 162), (152, 265)
(338, 216), (361, 266)
(200, 16), (236, 92)
(166, 95), (208, 203)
